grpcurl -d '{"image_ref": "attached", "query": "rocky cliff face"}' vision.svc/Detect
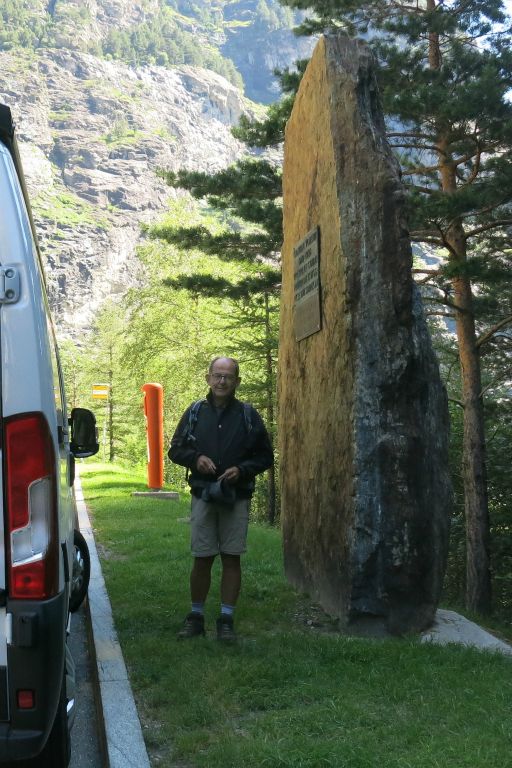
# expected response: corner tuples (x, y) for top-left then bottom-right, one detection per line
(222, 0), (315, 103)
(0, 47), (251, 334)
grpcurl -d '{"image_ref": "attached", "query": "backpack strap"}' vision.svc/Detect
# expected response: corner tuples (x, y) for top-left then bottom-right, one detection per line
(188, 398), (206, 437)
(181, 398), (206, 482)
(181, 398), (206, 446)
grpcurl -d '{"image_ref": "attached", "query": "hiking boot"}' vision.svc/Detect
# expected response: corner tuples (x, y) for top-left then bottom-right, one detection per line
(177, 612), (205, 640)
(216, 615), (236, 642)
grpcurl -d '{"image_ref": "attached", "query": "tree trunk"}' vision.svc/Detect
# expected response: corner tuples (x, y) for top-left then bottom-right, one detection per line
(266, 463), (276, 525)
(264, 292), (277, 524)
(438, 156), (492, 613)
(428, 10), (491, 612)
(108, 348), (114, 463)
(452, 273), (491, 612)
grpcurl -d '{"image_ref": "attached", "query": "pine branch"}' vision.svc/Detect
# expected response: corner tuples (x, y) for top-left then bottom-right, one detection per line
(424, 310), (456, 318)
(404, 183), (438, 195)
(412, 268), (443, 285)
(476, 314), (512, 349)
(401, 163), (443, 175)
(454, 143), (482, 186)
(410, 235), (445, 246)
(391, 143), (442, 155)
(387, 131), (433, 139)
(149, 225), (280, 263)
(163, 271), (280, 299)
(480, 372), (512, 398)
(464, 219), (512, 240)
(422, 295), (467, 313)
(157, 160), (282, 203)
(231, 95), (295, 148)
(388, 0), (424, 11)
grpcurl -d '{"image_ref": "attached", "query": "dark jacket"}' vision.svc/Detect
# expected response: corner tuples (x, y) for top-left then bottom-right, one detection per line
(168, 392), (273, 499)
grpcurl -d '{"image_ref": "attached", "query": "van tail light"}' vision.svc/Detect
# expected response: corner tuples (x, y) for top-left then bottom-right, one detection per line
(4, 413), (59, 599)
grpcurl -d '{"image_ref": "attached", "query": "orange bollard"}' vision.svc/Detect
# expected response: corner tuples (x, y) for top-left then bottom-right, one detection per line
(142, 383), (164, 489)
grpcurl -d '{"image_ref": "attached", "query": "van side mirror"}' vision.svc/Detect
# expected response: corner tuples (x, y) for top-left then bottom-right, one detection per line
(69, 408), (99, 458)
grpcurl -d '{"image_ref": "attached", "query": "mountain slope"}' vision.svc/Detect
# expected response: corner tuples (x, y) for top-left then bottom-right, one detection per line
(0, 0), (313, 102)
(0, 46), (252, 333)
(0, 0), (310, 335)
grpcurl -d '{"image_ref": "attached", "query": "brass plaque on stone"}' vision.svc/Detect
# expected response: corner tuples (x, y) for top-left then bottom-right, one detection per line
(293, 227), (321, 341)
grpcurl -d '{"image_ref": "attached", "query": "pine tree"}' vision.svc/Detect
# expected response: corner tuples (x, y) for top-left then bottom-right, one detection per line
(156, 159), (282, 298)
(273, 0), (512, 613)
(79, 302), (128, 463)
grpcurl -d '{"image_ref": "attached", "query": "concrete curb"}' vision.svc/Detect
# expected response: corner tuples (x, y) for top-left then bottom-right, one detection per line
(74, 470), (151, 768)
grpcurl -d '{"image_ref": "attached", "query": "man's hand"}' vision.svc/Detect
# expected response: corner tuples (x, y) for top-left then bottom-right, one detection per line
(196, 454), (216, 475)
(218, 466), (241, 484)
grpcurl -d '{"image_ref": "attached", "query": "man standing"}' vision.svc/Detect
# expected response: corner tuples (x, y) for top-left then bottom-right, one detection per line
(169, 356), (273, 642)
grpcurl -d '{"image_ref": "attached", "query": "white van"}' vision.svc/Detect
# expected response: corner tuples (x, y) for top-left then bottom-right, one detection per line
(0, 104), (99, 766)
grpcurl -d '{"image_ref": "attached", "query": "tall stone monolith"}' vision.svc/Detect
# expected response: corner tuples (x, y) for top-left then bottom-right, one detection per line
(279, 34), (452, 635)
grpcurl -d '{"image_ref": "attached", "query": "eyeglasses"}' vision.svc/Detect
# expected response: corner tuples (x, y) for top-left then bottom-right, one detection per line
(209, 373), (236, 383)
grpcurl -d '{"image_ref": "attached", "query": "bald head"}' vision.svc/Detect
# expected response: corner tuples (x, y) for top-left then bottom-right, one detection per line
(206, 357), (241, 406)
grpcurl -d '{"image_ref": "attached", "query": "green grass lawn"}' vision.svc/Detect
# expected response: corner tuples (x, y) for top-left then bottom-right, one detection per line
(79, 463), (512, 768)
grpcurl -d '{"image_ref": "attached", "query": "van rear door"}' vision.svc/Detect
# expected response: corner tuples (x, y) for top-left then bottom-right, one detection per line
(0, 136), (22, 722)
(0, 115), (70, 762)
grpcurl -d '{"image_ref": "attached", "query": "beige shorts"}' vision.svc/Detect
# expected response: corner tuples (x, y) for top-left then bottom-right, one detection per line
(190, 495), (250, 557)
